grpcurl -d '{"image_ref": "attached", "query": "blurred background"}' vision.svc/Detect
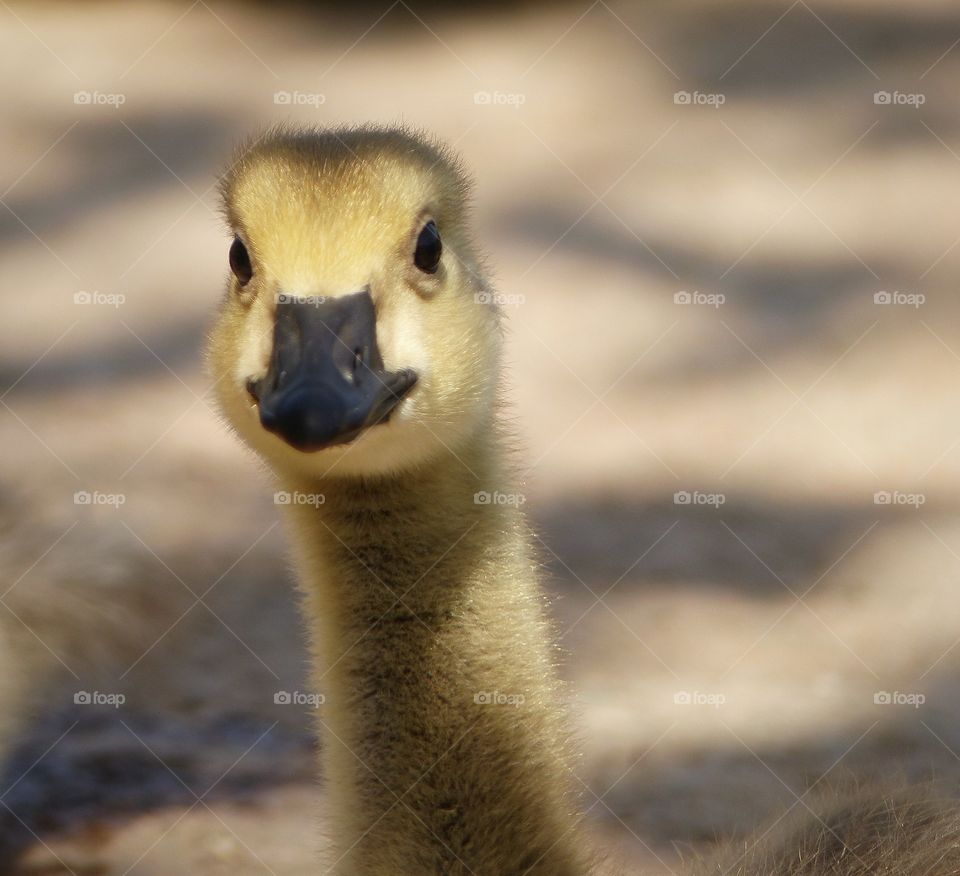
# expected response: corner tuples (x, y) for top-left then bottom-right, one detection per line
(2, 0), (960, 872)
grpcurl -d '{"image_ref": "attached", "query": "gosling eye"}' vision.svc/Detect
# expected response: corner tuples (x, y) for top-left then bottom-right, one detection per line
(229, 236), (253, 286)
(413, 220), (442, 274)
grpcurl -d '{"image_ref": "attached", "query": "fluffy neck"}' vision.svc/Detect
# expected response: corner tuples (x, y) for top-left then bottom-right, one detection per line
(279, 426), (590, 875)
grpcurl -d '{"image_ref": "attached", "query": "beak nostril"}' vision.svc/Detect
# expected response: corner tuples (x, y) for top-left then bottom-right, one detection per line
(352, 347), (367, 384)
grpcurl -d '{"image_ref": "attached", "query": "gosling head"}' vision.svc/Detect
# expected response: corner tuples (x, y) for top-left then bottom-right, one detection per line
(207, 126), (502, 480)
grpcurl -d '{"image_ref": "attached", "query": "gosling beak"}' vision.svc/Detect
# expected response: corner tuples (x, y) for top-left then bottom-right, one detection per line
(247, 289), (418, 452)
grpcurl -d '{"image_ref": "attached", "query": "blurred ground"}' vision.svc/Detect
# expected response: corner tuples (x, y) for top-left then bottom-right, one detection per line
(3, 0), (960, 873)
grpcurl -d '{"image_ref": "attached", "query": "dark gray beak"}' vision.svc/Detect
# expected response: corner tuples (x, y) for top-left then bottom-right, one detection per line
(247, 290), (418, 452)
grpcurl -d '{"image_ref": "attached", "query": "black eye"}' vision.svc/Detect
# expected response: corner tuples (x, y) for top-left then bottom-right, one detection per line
(413, 220), (441, 274)
(229, 236), (253, 286)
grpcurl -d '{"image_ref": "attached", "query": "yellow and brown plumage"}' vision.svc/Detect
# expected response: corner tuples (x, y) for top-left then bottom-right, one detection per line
(208, 125), (960, 876)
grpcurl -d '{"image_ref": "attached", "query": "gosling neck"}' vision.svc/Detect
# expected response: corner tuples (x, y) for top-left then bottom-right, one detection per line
(279, 429), (590, 875)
